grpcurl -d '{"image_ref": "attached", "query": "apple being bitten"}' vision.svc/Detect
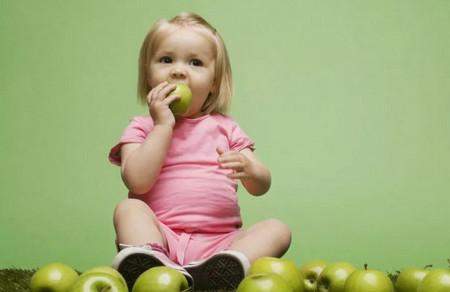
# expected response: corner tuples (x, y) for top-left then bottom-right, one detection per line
(169, 83), (192, 116)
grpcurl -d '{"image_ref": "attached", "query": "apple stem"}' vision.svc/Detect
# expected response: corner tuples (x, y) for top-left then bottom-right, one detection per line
(424, 264), (433, 270)
(364, 264), (368, 270)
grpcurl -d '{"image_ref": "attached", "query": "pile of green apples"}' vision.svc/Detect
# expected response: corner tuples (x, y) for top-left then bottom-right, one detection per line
(30, 258), (450, 292)
(237, 257), (450, 292)
(30, 263), (188, 292)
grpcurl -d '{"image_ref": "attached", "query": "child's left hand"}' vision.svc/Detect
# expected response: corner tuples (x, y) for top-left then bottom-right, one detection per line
(216, 147), (257, 180)
(217, 147), (271, 195)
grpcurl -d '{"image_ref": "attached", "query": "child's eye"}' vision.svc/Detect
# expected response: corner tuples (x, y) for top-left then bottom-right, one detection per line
(189, 59), (203, 66)
(160, 56), (172, 63)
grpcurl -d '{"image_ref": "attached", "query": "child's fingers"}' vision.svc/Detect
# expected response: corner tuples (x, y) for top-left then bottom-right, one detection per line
(216, 147), (226, 155)
(147, 81), (177, 104)
(165, 94), (181, 106)
(158, 83), (177, 100)
(147, 82), (168, 103)
(218, 152), (242, 164)
(217, 148), (239, 160)
(219, 161), (243, 170)
(227, 172), (249, 179)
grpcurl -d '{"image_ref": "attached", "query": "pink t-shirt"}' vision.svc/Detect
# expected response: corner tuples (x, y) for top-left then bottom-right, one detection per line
(109, 113), (255, 233)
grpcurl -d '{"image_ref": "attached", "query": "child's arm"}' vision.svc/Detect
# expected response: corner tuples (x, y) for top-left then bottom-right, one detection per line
(120, 82), (180, 195)
(120, 125), (173, 194)
(217, 147), (271, 196)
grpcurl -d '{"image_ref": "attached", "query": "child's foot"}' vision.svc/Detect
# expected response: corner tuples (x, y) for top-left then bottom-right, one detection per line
(183, 250), (249, 291)
(112, 244), (193, 290)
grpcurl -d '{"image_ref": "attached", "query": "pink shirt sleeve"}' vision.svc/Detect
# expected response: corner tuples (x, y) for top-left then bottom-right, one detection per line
(108, 116), (153, 166)
(228, 118), (255, 152)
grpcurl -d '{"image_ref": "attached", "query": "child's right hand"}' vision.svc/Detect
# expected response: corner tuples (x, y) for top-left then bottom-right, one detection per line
(146, 81), (181, 127)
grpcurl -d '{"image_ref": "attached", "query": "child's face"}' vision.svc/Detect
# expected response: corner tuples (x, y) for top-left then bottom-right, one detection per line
(149, 27), (216, 117)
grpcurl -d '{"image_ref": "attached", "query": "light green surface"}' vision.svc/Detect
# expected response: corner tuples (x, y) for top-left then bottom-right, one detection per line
(1, 1), (449, 271)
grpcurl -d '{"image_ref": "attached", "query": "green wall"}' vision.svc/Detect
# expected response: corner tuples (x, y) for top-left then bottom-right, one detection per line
(1, 1), (449, 272)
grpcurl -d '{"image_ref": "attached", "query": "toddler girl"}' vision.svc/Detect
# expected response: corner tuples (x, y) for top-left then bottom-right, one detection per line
(108, 12), (291, 291)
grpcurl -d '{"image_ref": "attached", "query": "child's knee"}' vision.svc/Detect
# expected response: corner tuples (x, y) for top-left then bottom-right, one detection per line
(265, 218), (292, 248)
(113, 198), (153, 220)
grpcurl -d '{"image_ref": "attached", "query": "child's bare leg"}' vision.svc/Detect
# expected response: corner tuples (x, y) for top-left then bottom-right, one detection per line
(113, 198), (167, 248)
(229, 218), (292, 263)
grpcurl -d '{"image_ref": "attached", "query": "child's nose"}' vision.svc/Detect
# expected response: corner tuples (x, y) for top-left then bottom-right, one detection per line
(170, 66), (187, 80)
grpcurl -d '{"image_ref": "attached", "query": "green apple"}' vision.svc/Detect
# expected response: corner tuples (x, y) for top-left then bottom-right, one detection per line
(169, 83), (192, 116)
(132, 266), (189, 292)
(248, 257), (303, 292)
(237, 273), (294, 292)
(82, 266), (127, 290)
(70, 272), (128, 292)
(30, 262), (79, 292)
(344, 267), (394, 292)
(299, 260), (328, 292)
(417, 269), (450, 292)
(395, 266), (430, 292)
(317, 262), (355, 292)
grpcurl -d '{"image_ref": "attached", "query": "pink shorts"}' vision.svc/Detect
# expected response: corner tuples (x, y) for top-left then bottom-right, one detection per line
(158, 222), (242, 265)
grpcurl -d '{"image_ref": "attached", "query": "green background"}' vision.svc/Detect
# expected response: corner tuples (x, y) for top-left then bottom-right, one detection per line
(1, 0), (449, 272)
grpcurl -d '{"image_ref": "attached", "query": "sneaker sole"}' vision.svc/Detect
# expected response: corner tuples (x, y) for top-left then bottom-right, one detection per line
(185, 253), (245, 291)
(117, 253), (164, 290)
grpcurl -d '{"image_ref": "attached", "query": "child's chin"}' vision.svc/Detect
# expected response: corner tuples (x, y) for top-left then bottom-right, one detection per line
(180, 111), (202, 119)
(175, 112), (191, 119)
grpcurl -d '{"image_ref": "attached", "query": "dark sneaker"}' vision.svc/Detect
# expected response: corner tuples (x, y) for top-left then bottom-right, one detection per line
(112, 244), (193, 290)
(183, 250), (249, 291)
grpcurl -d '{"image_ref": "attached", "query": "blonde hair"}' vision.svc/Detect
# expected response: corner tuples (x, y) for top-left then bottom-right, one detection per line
(137, 12), (233, 114)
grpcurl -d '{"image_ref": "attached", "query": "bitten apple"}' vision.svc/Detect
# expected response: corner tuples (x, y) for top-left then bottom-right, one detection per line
(169, 83), (192, 116)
